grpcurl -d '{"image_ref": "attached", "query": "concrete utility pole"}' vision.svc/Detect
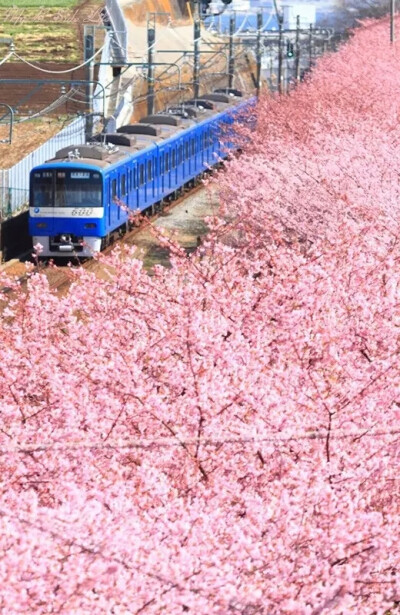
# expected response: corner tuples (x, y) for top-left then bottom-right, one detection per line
(278, 19), (283, 94)
(390, 0), (395, 42)
(256, 11), (263, 96)
(272, 0), (284, 94)
(228, 13), (235, 89)
(84, 26), (95, 140)
(295, 14), (301, 83)
(147, 22), (156, 115)
(193, 0), (201, 98)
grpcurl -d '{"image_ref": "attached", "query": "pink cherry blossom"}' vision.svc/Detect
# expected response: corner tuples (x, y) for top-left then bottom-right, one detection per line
(1, 15), (400, 614)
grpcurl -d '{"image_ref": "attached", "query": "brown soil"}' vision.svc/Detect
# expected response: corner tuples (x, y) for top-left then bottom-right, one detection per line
(0, 119), (65, 169)
(0, 0), (103, 169)
(124, 0), (189, 25)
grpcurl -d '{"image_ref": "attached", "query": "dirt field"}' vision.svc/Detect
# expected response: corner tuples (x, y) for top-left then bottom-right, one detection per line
(0, 0), (102, 168)
(0, 0), (104, 61)
(0, 0), (258, 170)
(0, 118), (66, 168)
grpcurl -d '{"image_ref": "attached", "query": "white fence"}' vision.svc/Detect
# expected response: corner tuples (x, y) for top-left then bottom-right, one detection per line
(0, 4), (127, 220)
(0, 116), (86, 219)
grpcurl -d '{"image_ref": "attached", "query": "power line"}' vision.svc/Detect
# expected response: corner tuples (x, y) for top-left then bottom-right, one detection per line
(11, 41), (106, 74)
(0, 425), (399, 456)
(13, 88), (82, 122)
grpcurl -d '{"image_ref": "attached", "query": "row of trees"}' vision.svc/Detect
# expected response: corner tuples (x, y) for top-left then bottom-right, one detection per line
(1, 15), (400, 614)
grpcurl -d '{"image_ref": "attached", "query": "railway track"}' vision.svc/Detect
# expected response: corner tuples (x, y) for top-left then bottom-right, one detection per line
(1, 182), (212, 296)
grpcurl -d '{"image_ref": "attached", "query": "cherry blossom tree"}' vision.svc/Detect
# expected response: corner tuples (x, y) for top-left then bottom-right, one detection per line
(1, 15), (400, 614)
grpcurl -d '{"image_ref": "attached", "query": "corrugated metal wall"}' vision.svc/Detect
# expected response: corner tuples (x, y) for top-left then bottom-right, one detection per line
(0, 116), (85, 218)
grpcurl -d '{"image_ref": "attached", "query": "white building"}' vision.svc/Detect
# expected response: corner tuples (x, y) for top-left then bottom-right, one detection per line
(282, 3), (316, 28)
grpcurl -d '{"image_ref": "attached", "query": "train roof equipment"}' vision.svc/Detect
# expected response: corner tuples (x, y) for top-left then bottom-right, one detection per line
(116, 124), (163, 137)
(139, 114), (183, 127)
(91, 133), (137, 147)
(214, 88), (243, 97)
(166, 105), (199, 119)
(197, 93), (232, 104)
(185, 99), (215, 110)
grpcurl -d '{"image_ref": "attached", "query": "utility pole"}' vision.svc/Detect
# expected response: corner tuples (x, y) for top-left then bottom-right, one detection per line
(309, 23), (313, 69)
(228, 13), (235, 89)
(84, 25), (94, 141)
(278, 18), (283, 94)
(295, 14), (301, 84)
(272, 0), (284, 95)
(390, 0), (395, 42)
(147, 21), (155, 115)
(193, 0), (201, 98)
(256, 11), (263, 96)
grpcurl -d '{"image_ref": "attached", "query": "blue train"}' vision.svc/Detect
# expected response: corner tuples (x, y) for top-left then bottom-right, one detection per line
(29, 90), (254, 257)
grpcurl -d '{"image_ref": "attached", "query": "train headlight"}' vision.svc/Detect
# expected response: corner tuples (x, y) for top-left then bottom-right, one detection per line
(36, 222), (47, 229)
(84, 223), (96, 229)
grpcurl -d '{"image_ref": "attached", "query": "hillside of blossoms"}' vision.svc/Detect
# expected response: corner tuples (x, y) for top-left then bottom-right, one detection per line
(1, 15), (400, 614)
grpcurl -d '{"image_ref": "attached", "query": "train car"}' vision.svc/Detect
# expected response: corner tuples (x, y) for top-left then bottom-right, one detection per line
(29, 90), (254, 257)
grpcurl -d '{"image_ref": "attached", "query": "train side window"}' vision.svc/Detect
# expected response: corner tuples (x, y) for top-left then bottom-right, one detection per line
(147, 159), (152, 181)
(121, 173), (126, 196)
(139, 164), (144, 186)
(191, 139), (195, 156)
(178, 145), (182, 164)
(111, 178), (117, 201)
(172, 149), (176, 168)
(160, 153), (164, 174)
(166, 152), (170, 172)
(185, 141), (189, 160)
(131, 168), (136, 190)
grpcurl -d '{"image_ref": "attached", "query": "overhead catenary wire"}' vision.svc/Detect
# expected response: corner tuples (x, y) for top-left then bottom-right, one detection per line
(11, 40), (106, 74)
(13, 88), (82, 122)
(0, 425), (400, 456)
(0, 52), (14, 67)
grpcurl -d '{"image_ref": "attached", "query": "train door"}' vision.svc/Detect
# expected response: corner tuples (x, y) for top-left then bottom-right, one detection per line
(160, 151), (165, 196)
(165, 148), (171, 192)
(103, 177), (109, 230)
(194, 134), (199, 175)
(109, 173), (118, 229)
(130, 164), (138, 210)
(184, 139), (190, 179)
(205, 127), (212, 166)
(146, 156), (153, 206)
(190, 136), (195, 177)
(177, 141), (183, 187)
(138, 160), (145, 211)
(152, 154), (157, 202)
(171, 146), (177, 189)
(119, 170), (127, 222)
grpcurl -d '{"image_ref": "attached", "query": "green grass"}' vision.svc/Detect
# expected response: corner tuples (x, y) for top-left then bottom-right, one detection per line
(0, 0), (104, 62)
(0, 0), (78, 7)
(0, 19), (80, 61)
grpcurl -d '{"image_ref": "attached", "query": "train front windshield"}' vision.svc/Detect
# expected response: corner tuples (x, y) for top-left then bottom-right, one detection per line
(31, 170), (102, 208)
